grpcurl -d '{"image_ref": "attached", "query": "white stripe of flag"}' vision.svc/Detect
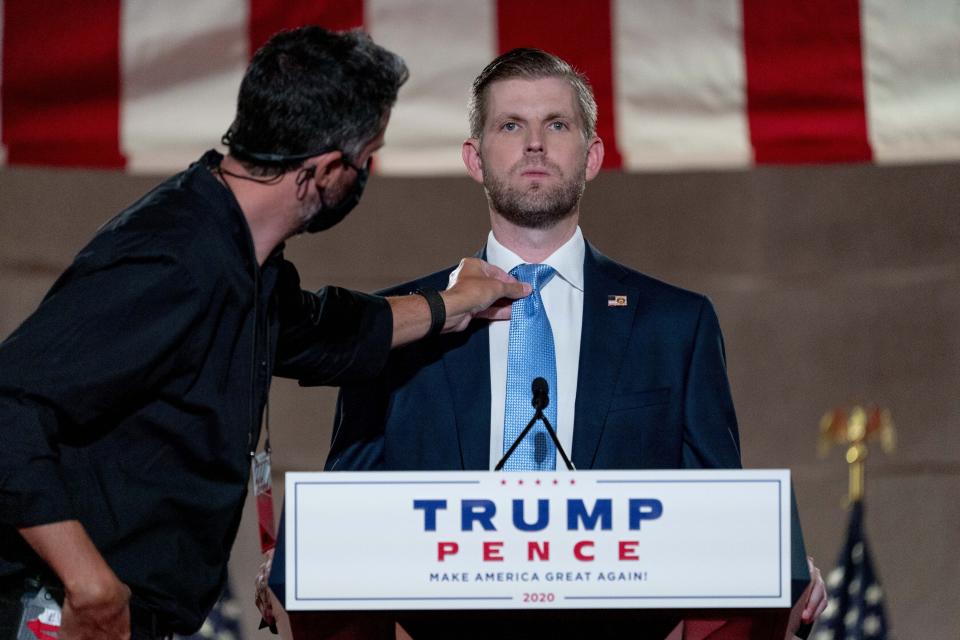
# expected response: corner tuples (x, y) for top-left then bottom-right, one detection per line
(861, 0), (960, 164)
(613, 0), (751, 171)
(367, 0), (496, 175)
(121, 0), (249, 173)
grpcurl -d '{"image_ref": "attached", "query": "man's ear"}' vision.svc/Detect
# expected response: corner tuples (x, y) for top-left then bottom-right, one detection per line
(308, 150), (346, 189)
(462, 138), (485, 185)
(585, 136), (605, 181)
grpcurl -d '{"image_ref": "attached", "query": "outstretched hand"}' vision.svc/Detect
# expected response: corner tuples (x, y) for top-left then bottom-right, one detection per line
(442, 258), (531, 331)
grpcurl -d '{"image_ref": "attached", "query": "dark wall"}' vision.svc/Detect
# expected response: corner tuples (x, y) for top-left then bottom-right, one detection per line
(2, 162), (958, 637)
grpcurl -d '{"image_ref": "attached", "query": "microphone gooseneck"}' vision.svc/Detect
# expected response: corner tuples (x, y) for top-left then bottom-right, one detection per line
(496, 376), (576, 472)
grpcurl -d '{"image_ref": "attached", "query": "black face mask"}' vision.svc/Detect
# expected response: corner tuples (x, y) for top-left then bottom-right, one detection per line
(304, 158), (370, 234)
(221, 135), (372, 233)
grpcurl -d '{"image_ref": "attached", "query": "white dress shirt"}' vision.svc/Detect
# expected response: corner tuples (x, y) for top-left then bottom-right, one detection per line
(482, 227), (585, 470)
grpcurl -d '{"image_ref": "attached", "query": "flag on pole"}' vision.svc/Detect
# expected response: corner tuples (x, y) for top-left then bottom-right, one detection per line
(813, 500), (889, 640)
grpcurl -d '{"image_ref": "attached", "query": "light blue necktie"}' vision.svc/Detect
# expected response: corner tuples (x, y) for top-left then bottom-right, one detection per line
(503, 263), (558, 471)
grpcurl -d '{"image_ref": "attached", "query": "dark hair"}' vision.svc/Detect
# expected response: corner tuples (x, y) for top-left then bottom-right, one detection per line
(468, 48), (597, 140)
(223, 26), (408, 173)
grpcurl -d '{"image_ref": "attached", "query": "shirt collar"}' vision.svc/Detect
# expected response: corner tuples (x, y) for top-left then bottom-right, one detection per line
(485, 226), (585, 292)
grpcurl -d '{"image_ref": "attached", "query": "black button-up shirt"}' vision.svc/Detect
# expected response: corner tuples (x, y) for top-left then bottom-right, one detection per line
(0, 151), (392, 632)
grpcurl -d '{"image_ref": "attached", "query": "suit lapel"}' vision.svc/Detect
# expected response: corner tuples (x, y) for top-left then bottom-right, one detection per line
(438, 247), (493, 470)
(572, 244), (639, 468)
(440, 244), (638, 470)
(440, 323), (491, 470)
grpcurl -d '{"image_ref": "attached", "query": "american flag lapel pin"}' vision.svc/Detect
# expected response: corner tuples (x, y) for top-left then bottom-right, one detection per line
(607, 294), (628, 307)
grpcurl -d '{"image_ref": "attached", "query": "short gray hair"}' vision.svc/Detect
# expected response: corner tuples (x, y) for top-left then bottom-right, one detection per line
(468, 48), (597, 140)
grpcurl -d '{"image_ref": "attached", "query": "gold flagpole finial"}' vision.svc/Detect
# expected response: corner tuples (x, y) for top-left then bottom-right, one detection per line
(818, 405), (895, 503)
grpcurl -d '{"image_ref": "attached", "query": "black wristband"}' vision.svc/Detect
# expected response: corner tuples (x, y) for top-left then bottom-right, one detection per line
(415, 288), (446, 337)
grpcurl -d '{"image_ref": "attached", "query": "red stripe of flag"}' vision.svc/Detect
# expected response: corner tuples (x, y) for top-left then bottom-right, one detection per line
(2, 0), (124, 168)
(743, 0), (872, 163)
(249, 0), (365, 53)
(496, 0), (622, 169)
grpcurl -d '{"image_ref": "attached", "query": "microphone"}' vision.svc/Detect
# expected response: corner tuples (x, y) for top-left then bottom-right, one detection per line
(532, 377), (549, 411)
(495, 376), (576, 471)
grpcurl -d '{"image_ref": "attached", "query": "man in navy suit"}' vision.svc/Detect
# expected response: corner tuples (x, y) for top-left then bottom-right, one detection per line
(325, 48), (740, 474)
(296, 48), (824, 636)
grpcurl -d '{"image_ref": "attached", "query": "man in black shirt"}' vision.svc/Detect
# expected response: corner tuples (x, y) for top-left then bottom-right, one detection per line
(0, 27), (528, 640)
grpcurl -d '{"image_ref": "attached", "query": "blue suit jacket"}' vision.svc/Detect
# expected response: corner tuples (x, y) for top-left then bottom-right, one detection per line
(326, 243), (741, 471)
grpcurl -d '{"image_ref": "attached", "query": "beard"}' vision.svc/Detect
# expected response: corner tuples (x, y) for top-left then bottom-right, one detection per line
(483, 158), (586, 229)
(296, 199), (323, 234)
(295, 164), (368, 234)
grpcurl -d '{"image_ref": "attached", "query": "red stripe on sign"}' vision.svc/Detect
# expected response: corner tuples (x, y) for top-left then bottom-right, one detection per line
(2, 0), (124, 168)
(743, 0), (872, 164)
(249, 0), (365, 53)
(496, 0), (622, 169)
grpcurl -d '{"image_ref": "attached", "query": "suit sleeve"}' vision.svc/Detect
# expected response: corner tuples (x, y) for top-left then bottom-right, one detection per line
(324, 377), (392, 470)
(0, 255), (205, 527)
(325, 338), (426, 470)
(321, 270), (456, 471)
(681, 298), (742, 469)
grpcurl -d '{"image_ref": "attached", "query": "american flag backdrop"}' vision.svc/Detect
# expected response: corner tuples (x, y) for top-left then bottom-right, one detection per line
(1, 0), (959, 175)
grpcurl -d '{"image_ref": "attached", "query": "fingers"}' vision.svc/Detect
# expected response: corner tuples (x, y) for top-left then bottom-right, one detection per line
(61, 572), (132, 640)
(61, 596), (131, 640)
(439, 258), (532, 336)
(506, 279), (532, 299)
(255, 555), (277, 624)
(473, 298), (514, 321)
(120, 607), (131, 640)
(470, 258), (531, 300)
(446, 259), (530, 317)
(802, 556), (827, 622)
(473, 258), (509, 280)
(475, 259), (525, 288)
(453, 258), (523, 288)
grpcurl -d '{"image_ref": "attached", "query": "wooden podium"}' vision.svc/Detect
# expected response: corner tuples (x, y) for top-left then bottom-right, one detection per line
(268, 470), (811, 640)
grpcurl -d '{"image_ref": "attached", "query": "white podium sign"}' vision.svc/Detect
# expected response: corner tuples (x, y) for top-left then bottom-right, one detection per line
(284, 469), (791, 611)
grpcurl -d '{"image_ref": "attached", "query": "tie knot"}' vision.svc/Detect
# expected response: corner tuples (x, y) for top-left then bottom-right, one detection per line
(510, 263), (556, 293)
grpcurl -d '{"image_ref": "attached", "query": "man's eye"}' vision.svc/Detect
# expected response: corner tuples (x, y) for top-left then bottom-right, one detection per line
(549, 121), (567, 131)
(502, 122), (518, 131)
